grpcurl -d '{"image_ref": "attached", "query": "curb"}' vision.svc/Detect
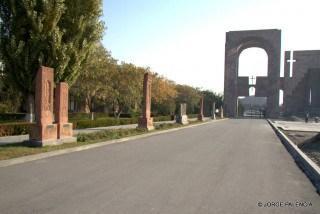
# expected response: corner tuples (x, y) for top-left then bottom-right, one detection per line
(0, 119), (227, 168)
(267, 119), (320, 193)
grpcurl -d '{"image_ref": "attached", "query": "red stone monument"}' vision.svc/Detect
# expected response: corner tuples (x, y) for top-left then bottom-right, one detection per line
(29, 66), (58, 146)
(138, 72), (154, 130)
(55, 82), (76, 143)
(198, 96), (204, 121)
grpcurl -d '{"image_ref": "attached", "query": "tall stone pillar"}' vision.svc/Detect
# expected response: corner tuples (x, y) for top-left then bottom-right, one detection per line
(55, 82), (76, 143)
(138, 73), (154, 130)
(176, 103), (188, 125)
(212, 102), (216, 120)
(198, 96), (204, 121)
(220, 106), (224, 119)
(29, 66), (57, 146)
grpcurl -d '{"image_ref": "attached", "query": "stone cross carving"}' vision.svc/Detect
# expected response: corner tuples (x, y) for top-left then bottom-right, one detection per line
(138, 72), (154, 130)
(55, 82), (76, 143)
(198, 96), (204, 121)
(29, 66), (57, 146)
(287, 51), (296, 78)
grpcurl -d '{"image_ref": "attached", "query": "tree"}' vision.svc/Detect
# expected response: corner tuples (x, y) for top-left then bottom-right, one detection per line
(175, 84), (201, 114)
(70, 43), (115, 116)
(202, 90), (223, 116)
(108, 63), (144, 118)
(0, 0), (104, 119)
(151, 74), (177, 116)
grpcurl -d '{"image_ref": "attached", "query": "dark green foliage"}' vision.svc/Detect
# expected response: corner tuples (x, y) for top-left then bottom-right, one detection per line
(0, 113), (26, 122)
(0, 0), (104, 98)
(153, 115), (172, 122)
(202, 90), (223, 116)
(187, 114), (198, 119)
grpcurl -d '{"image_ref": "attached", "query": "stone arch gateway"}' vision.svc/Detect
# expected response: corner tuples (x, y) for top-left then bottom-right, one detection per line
(223, 29), (282, 118)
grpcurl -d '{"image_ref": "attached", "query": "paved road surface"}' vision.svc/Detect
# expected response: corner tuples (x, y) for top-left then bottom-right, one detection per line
(0, 119), (319, 213)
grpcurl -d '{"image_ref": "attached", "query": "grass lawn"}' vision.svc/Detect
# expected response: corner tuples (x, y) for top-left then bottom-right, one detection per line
(0, 121), (203, 161)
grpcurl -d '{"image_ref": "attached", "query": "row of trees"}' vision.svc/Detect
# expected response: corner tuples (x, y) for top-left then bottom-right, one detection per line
(70, 43), (223, 117)
(0, 0), (223, 118)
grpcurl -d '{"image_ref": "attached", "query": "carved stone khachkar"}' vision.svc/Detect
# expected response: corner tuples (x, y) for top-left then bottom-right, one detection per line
(212, 102), (216, 120)
(29, 66), (58, 146)
(55, 82), (76, 143)
(198, 96), (204, 121)
(176, 103), (188, 125)
(138, 72), (154, 130)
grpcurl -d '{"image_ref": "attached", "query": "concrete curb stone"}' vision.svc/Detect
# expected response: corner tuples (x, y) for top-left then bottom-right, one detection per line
(268, 119), (320, 193)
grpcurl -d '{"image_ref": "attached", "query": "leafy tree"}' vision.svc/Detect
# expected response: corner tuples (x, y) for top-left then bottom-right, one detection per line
(108, 63), (144, 118)
(202, 90), (223, 117)
(175, 84), (201, 114)
(0, 0), (104, 118)
(151, 74), (177, 116)
(70, 43), (115, 115)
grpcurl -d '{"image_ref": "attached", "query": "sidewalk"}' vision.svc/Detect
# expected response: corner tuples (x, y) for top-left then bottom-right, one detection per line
(0, 118), (201, 146)
(273, 120), (320, 132)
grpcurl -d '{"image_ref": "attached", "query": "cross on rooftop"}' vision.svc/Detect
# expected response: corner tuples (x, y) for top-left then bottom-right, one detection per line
(287, 51), (296, 77)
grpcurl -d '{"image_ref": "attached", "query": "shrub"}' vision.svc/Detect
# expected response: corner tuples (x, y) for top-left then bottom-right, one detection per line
(187, 114), (198, 118)
(0, 122), (32, 137)
(73, 118), (120, 129)
(153, 115), (172, 122)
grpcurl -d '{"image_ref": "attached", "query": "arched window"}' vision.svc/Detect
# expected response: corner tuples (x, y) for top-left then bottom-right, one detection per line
(238, 48), (268, 78)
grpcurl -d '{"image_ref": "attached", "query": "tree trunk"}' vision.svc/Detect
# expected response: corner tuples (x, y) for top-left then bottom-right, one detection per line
(25, 93), (35, 123)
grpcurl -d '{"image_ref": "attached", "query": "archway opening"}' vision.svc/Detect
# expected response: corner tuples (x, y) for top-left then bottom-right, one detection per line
(238, 48), (268, 77)
(237, 48), (268, 118)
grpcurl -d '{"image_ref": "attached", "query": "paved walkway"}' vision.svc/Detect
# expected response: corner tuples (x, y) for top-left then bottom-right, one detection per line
(0, 118), (200, 145)
(273, 120), (320, 132)
(0, 119), (319, 213)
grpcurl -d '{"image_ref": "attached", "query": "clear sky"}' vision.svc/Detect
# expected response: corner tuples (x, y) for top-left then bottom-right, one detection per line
(102, 0), (320, 93)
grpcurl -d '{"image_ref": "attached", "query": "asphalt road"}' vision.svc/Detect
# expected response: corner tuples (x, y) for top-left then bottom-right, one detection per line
(0, 119), (319, 213)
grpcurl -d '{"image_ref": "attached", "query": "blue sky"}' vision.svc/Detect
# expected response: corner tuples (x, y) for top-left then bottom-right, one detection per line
(102, 0), (320, 93)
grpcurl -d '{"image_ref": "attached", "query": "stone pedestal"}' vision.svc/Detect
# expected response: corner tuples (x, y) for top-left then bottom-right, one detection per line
(138, 117), (154, 131)
(138, 72), (154, 130)
(55, 82), (76, 143)
(29, 66), (58, 146)
(176, 103), (188, 125)
(198, 96), (204, 121)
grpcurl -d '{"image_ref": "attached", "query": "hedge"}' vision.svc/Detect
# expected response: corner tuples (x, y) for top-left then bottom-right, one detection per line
(72, 116), (173, 129)
(69, 112), (135, 121)
(187, 114), (198, 118)
(72, 117), (139, 129)
(0, 113), (26, 123)
(0, 122), (32, 137)
(153, 115), (172, 122)
(0, 116), (174, 136)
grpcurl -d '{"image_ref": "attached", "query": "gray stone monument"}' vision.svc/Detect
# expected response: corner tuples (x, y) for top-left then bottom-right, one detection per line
(176, 103), (188, 125)
(198, 96), (204, 121)
(220, 106), (224, 119)
(212, 102), (216, 120)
